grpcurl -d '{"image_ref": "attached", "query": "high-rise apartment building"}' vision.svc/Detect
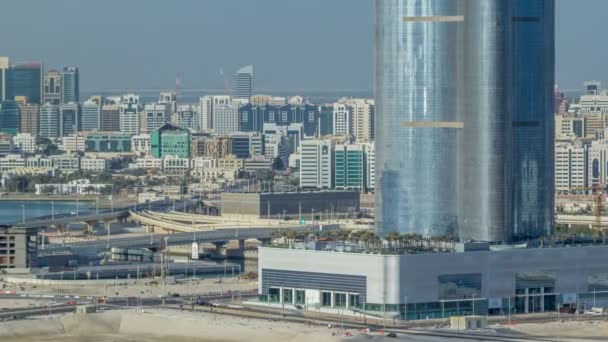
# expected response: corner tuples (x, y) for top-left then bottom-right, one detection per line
(159, 92), (177, 114)
(176, 104), (197, 131)
(375, 0), (555, 242)
(19, 103), (39, 135)
(7, 62), (42, 104)
(0, 101), (20, 135)
(199, 95), (231, 132)
(81, 100), (101, 131)
(0, 57), (9, 102)
(555, 141), (587, 193)
(235, 65), (254, 100)
(345, 99), (374, 142)
(61, 67), (79, 104)
(332, 104), (351, 137)
(43, 70), (62, 104)
(213, 100), (240, 134)
(100, 104), (120, 132)
(119, 94), (140, 135)
(299, 140), (333, 190)
(144, 103), (169, 133)
(39, 103), (60, 138)
(60, 102), (80, 136)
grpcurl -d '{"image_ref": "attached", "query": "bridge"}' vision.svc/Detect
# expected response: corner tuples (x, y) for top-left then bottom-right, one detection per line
(14, 198), (200, 233)
(130, 210), (290, 233)
(40, 226), (317, 255)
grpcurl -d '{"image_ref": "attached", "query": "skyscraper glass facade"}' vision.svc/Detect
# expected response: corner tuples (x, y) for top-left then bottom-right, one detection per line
(40, 103), (60, 139)
(510, 0), (555, 240)
(0, 101), (20, 135)
(61, 67), (79, 104)
(7, 63), (42, 104)
(375, 0), (555, 242)
(375, 0), (461, 238)
(60, 103), (79, 137)
(457, 1), (513, 242)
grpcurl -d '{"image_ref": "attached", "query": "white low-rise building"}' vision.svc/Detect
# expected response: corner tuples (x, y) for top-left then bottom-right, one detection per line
(60, 134), (86, 153)
(131, 133), (151, 156)
(0, 155), (26, 172)
(81, 157), (108, 173)
(26, 156), (53, 168)
(13, 133), (37, 154)
(51, 155), (80, 173)
(137, 157), (162, 170)
(162, 156), (190, 175)
(35, 179), (111, 195)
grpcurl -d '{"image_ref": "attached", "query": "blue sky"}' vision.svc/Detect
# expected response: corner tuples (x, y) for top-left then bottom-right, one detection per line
(0, 0), (603, 92)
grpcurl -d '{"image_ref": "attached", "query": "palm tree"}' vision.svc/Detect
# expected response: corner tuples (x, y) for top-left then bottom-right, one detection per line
(386, 231), (401, 252)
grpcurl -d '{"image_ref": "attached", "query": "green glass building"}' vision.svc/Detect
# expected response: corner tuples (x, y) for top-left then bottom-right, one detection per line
(150, 123), (191, 158)
(0, 100), (20, 135)
(334, 144), (364, 191)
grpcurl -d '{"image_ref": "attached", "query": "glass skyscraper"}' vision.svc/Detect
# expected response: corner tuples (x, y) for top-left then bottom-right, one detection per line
(7, 62), (42, 104)
(375, 0), (555, 242)
(0, 100), (21, 135)
(61, 67), (79, 104)
(375, 0), (462, 238)
(510, 0), (555, 240)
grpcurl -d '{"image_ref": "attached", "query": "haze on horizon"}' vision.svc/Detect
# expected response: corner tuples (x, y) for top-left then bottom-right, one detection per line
(0, 0), (603, 93)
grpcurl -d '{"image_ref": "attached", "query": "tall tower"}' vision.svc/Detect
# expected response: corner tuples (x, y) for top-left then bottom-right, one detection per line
(8, 62), (43, 104)
(235, 65), (254, 100)
(456, 1), (514, 243)
(0, 57), (9, 102)
(375, 0), (555, 242)
(61, 67), (79, 104)
(510, 0), (555, 239)
(43, 70), (62, 104)
(375, 0), (462, 237)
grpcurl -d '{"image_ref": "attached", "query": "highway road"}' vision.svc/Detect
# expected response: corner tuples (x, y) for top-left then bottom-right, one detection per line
(15, 198), (199, 228)
(43, 226), (313, 252)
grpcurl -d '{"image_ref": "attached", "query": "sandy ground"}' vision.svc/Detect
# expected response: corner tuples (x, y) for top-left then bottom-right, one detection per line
(0, 309), (349, 342)
(496, 320), (608, 341)
(1, 276), (257, 298)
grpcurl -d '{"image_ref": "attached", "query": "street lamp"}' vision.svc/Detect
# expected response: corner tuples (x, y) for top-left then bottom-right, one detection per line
(21, 205), (25, 225)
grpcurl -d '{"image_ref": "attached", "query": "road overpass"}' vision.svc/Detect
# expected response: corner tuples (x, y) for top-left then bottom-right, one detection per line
(14, 198), (200, 232)
(41, 226), (314, 254)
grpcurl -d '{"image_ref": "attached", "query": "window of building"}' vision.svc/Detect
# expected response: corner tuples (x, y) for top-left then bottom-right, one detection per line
(269, 288), (280, 303)
(349, 294), (360, 308)
(334, 293), (347, 308)
(295, 290), (305, 305)
(282, 288), (293, 304)
(321, 292), (332, 307)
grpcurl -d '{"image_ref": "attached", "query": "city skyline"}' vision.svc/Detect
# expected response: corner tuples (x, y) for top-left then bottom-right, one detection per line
(0, 0), (604, 92)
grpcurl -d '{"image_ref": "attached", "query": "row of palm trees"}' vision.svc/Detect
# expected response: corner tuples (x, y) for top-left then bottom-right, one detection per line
(270, 229), (456, 253)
